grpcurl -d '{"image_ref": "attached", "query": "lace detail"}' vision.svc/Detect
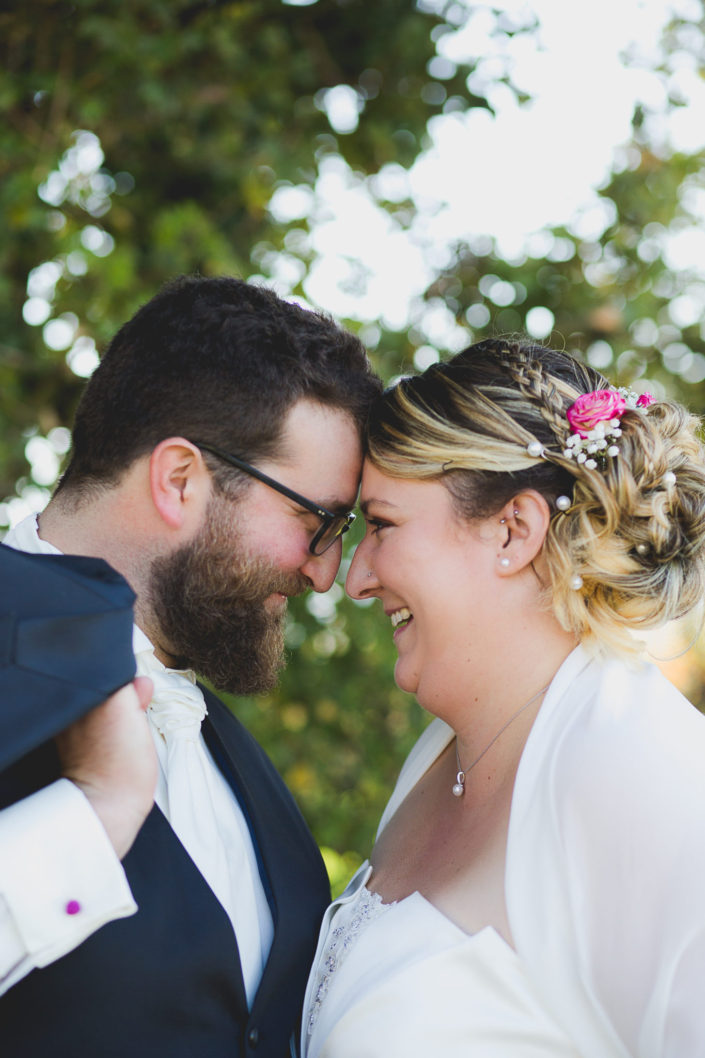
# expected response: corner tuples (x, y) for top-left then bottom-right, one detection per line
(307, 886), (394, 1035)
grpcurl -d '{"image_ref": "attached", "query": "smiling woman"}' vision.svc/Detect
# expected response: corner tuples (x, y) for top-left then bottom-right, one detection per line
(351, 471), (508, 714)
(302, 337), (705, 1058)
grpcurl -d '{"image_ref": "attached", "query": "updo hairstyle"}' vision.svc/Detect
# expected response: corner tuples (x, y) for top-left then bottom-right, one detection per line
(366, 338), (705, 657)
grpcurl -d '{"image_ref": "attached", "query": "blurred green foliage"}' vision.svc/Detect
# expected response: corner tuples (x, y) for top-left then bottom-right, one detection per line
(3, 1), (705, 872)
(424, 144), (705, 408)
(1, 0), (499, 497)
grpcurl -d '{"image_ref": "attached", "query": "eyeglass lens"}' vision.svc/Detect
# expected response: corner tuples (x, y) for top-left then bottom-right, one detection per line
(312, 515), (353, 556)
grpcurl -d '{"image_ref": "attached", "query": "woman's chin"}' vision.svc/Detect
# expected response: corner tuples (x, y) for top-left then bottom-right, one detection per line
(393, 659), (419, 697)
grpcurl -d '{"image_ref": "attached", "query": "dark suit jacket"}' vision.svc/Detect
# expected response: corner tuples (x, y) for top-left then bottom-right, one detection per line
(0, 686), (331, 1058)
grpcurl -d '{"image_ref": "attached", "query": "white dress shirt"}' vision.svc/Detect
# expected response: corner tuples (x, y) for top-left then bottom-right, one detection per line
(0, 515), (273, 1006)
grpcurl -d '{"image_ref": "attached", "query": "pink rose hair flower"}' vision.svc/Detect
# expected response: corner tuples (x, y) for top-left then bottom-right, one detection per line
(566, 389), (626, 438)
(555, 386), (656, 470)
(525, 384), (656, 470)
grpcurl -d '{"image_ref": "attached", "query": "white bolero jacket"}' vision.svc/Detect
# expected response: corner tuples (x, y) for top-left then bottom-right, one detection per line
(305, 645), (705, 1058)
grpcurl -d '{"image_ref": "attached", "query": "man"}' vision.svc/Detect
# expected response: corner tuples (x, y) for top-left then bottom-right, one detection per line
(0, 275), (381, 1056)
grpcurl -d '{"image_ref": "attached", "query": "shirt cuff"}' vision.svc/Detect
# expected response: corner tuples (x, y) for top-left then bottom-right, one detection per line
(0, 778), (137, 967)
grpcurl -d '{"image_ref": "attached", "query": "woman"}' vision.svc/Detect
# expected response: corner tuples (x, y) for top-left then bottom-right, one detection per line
(302, 338), (705, 1058)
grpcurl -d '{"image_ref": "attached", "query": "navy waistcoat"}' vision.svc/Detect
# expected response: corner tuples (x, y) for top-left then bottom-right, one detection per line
(0, 689), (330, 1058)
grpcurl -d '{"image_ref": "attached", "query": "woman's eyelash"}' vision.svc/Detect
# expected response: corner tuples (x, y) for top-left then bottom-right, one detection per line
(367, 517), (390, 533)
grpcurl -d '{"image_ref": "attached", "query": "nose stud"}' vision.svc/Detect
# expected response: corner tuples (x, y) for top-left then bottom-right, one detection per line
(367, 570), (374, 578)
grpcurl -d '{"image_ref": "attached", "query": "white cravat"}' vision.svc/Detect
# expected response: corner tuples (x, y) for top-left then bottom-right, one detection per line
(136, 645), (273, 1008)
(144, 658), (231, 902)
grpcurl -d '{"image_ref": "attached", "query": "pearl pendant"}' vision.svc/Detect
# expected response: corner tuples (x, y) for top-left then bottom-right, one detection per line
(452, 775), (465, 797)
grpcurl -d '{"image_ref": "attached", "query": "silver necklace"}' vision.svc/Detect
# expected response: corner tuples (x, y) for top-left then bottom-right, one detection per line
(452, 682), (551, 797)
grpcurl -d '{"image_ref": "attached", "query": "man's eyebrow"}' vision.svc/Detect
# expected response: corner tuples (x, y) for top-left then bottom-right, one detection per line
(321, 499), (355, 516)
(301, 495), (355, 515)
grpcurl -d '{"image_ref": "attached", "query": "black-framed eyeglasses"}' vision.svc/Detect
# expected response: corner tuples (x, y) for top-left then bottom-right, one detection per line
(190, 440), (355, 556)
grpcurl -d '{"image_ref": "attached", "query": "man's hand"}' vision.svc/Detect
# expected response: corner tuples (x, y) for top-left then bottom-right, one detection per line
(56, 676), (156, 859)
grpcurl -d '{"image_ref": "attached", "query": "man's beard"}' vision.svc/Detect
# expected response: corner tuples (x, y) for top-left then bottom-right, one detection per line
(147, 496), (308, 694)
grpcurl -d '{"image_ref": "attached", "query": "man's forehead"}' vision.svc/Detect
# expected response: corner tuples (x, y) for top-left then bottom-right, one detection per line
(263, 398), (363, 508)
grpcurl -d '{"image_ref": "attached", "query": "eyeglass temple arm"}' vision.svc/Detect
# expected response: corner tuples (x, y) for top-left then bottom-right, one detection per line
(191, 440), (332, 519)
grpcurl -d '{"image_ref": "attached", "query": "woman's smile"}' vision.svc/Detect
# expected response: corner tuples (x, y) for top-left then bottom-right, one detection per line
(389, 606), (412, 632)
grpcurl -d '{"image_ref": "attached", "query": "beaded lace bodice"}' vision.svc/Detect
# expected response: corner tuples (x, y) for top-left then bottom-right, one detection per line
(306, 885), (394, 1037)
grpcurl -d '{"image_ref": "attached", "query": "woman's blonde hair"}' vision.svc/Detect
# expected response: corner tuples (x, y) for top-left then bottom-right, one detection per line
(366, 338), (705, 657)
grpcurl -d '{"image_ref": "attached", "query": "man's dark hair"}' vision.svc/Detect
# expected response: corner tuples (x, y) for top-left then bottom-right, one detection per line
(57, 275), (381, 496)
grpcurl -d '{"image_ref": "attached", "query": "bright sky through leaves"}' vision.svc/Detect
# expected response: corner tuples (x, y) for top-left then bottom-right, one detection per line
(297, 0), (705, 328)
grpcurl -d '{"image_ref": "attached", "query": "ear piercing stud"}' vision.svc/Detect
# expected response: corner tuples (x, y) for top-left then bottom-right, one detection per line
(499, 557), (511, 568)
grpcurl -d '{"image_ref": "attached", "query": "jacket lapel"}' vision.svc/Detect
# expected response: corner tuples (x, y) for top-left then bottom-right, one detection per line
(201, 688), (330, 1025)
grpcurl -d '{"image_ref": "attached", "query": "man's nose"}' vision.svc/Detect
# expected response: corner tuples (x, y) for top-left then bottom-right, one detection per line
(301, 539), (344, 594)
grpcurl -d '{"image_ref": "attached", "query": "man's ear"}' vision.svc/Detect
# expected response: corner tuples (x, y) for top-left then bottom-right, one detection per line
(148, 439), (210, 530)
(495, 490), (551, 576)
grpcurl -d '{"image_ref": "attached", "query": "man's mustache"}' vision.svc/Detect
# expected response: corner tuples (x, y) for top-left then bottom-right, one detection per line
(263, 572), (310, 599)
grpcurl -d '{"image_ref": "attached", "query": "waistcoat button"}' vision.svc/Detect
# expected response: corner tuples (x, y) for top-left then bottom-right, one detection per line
(247, 1027), (259, 1047)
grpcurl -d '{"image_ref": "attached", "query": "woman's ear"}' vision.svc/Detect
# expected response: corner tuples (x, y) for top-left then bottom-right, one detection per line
(148, 439), (210, 530)
(495, 490), (551, 576)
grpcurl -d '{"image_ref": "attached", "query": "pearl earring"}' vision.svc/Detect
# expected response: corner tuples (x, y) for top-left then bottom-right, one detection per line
(500, 557), (510, 568)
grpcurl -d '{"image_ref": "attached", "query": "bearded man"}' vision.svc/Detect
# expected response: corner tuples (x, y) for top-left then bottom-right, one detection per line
(0, 275), (381, 1058)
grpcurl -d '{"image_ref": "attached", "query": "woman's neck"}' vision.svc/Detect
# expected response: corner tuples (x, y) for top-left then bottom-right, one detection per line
(428, 619), (577, 782)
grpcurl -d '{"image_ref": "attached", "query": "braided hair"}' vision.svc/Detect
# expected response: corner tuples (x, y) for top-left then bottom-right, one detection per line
(365, 338), (705, 657)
